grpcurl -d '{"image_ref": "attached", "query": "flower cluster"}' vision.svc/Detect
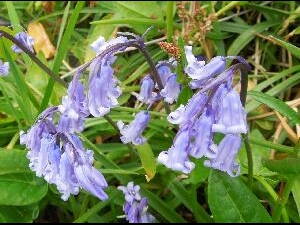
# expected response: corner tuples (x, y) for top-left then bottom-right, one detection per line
(20, 107), (108, 201)
(158, 46), (250, 177)
(118, 182), (155, 223)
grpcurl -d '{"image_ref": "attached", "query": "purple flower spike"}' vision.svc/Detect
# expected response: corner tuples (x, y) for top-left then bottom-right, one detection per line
(204, 134), (241, 177)
(117, 110), (150, 145)
(11, 32), (34, 53)
(212, 88), (247, 134)
(167, 92), (208, 125)
(88, 58), (122, 117)
(157, 125), (195, 174)
(0, 60), (9, 76)
(137, 75), (158, 104)
(160, 74), (181, 104)
(118, 182), (155, 223)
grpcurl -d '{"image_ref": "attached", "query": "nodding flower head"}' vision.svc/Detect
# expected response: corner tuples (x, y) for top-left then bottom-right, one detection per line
(11, 32), (34, 53)
(0, 60), (9, 77)
(137, 75), (158, 104)
(160, 73), (181, 104)
(117, 110), (150, 145)
(204, 134), (241, 177)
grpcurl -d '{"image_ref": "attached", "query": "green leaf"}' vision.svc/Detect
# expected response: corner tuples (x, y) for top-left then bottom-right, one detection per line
(248, 90), (300, 125)
(208, 170), (272, 222)
(0, 149), (47, 205)
(292, 176), (300, 218)
(175, 86), (193, 108)
(0, 204), (39, 222)
(116, 1), (163, 19)
(135, 142), (156, 181)
(227, 21), (279, 55)
(268, 35), (300, 59)
(141, 187), (186, 223)
(262, 158), (300, 174)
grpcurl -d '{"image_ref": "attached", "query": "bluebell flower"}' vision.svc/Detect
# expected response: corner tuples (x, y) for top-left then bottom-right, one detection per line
(156, 64), (172, 87)
(11, 32), (34, 53)
(157, 125), (195, 174)
(0, 60), (9, 76)
(58, 73), (89, 133)
(137, 75), (158, 104)
(117, 110), (150, 145)
(167, 92), (208, 125)
(88, 57), (122, 117)
(212, 88), (248, 134)
(118, 182), (155, 223)
(189, 108), (214, 159)
(160, 74), (181, 104)
(184, 46), (205, 78)
(20, 107), (108, 201)
(204, 134), (241, 177)
(90, 36), (128, 54)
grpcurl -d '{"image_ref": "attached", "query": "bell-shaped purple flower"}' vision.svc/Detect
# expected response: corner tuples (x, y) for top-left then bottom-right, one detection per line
(11, 32), (34, 53)
(117, 110), (150, 145)
(156, 64), (172, 87)
(184, 46), (205, 78)
(56, 150), (80, 201)
(90, 36), (128, 54)
(88, 57), (122, 117)
(0, 60), (9, 76)
(167, 92), (208, 126)
(212, 88), (247, 134)
(204, 134), (241, 177)
(189, 108), (214, 159)
(157, 125), (195, 174)
(74, 163), (108, 201)
(187, 56), (226, 81)
(58, 75), (89, 133)
(160, 74), (181, 104)
(137, 75), (158, 104)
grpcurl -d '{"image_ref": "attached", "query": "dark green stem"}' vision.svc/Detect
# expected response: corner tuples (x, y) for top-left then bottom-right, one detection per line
(239, 63), (253, 189)
(0, 30), (68, 88)
(131, 42), (171, 114)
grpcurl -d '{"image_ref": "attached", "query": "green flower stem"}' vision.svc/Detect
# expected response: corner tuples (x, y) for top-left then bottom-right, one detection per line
(0, 30), (68, 88)
(272, 177), (296, 222)
(166, 1), (174, 42)
(248, 137), (294, 153)
(239, 63), (253, 189)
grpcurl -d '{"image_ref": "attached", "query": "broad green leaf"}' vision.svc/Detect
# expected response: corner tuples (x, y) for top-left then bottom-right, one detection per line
(0, 149), (48, 205)
(135, 142), (156, 181)
(262, 158), (300, 174)
(227, 21), (279, 55)
(208, 170), (272, 222)
(248, 90), (300, 125)
(0, 204), (39, 222)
